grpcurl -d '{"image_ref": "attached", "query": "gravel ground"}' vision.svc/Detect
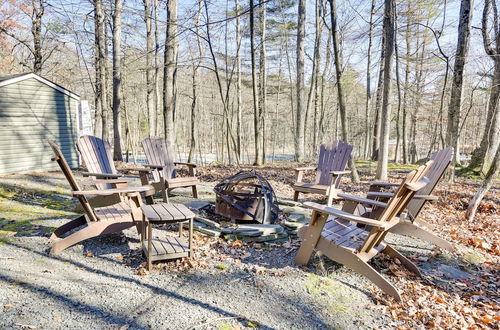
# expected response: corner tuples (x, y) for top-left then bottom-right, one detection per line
(0, 171), (475, 329)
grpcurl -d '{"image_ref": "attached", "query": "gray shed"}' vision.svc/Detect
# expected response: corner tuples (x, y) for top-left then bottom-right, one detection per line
(0, 73), (80, 175)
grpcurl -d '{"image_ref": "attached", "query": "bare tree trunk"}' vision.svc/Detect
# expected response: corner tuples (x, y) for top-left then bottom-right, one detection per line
(143, 0), (155, 136)
(375, 0), (395, 181)
(188, 0), (203, 162)
(259, 3), (267, 164)
(250, 0), (261, 165)
(94, 0), (108, 140)
(32, 0), (44, 74)
(372, 33), (385, 161)
(446, 0), (472, 181)
(163, 0), (177, 142)
(364, 0), (375, 160)
(329, 0), (360, 182)
(307, 0), (322, 156)
(154, 0), (161, 136)
(295, 0), (306, 162)
(112, 0), (123, 160)
(393, 8), (402, 164)
(402, 25), (411, 164)
(472, 0), (500, 174)
(235, 0), (242, 160)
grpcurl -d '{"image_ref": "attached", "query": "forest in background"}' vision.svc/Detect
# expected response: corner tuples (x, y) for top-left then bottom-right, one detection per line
(0, 0), (498, 187)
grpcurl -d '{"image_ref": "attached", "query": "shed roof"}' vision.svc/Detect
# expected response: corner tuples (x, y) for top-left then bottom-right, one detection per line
(0, 72), (80, 100)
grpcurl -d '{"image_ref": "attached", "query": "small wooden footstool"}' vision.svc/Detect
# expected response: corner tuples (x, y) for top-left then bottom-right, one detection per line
(140, 203), (195, 270)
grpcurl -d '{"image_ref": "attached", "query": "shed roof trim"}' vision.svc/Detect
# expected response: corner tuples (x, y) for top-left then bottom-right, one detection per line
(0, 73), (80, 100)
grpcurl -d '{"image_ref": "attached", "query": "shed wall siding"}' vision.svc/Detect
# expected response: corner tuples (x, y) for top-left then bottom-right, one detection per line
(0, 78), (79, 175)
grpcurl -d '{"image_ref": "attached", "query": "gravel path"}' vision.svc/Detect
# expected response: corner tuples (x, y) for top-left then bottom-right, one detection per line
(0, 171), (474, 329)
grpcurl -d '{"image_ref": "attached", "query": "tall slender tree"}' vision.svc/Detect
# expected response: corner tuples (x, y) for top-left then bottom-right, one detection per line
(163, 0), (177, 142)
(295, 0), (306, 162)
(446, 0), (473, 181)
(250, 0), (261, 165)
(112, 0), (123, 160)
(471, 0), (500, 174)
(375, 0), (395, 180)
(143, 0), (156, 136)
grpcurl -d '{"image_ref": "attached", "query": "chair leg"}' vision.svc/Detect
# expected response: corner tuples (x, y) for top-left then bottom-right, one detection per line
(382, 244), (422, 277)
(49, 215), (87, 239)
(327, 189), (334, 206)
(293, 191), (300, 202)
(319, 243), (402, 302)
(295, 211), (328, 265)
(50, 219), (135, 255)
(191, 185), (198, 199)
(391, 222), (454, 251)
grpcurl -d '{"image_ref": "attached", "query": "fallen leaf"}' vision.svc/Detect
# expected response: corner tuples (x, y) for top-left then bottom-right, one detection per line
(85, 252), (94, 257)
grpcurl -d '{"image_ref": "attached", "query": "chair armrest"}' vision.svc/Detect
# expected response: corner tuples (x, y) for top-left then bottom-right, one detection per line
(144, 164), (165, 169)
(175, 162), (197, 168)
(79, 178), (133, 186)
(404, 177), (429, 191)
(366, 191), (438, 202)
(414, 194), (439, 201)
(303, 202), (388, 229)
(81, 172), (123, 178)
(121, 167), (153, 173)
(73, 185), (155, 196)
(294, 166), (316, 172)
(338, 193), (388, 208)
(368, 181), (399, 187)
(330, 170), (351, 176)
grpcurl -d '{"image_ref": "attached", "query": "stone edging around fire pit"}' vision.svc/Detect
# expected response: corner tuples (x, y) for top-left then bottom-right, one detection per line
(182, 199), (314, 242)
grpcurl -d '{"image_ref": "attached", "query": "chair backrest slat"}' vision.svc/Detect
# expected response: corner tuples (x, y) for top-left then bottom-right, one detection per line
(48, 140), (97, 222)
(359, 161), (433, 253)
(315, 141), (352, 186)
(77, 136), (117, 190)
(142, 137), (176, 180)
(406, 147), (453, 219)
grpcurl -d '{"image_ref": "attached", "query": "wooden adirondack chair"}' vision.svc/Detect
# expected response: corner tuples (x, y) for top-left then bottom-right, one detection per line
(295, 162), (433, 301)
(48, 140), (155, 254)
(76, 135), (154, 207)
(293, 141), (353, 205)
(365, 147), (454, 251)
(141, 137), (199, 202)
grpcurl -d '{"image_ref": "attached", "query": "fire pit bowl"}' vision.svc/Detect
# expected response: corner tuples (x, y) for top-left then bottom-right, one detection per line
(213, 170), (279, 224)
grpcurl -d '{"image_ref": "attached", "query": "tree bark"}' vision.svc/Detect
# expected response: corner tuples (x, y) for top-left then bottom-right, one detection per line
(112, 0), (123, 160)
(375, 0), (395, 181)
(259, 2), (267, 164)
(250, 0), (261, 165)
(32, 0), (43, 74)
(295, 0), (306, 162)
(143, 0), (155, 136)
(364, 0), (375, 160)
(446, 0), (473, 181)
(472, 0), (500, 174)
(163, 0), (177, 143)
(235, 0), (242, 161)
(329, 0), (360, 182)
(188, 0), (203, 163)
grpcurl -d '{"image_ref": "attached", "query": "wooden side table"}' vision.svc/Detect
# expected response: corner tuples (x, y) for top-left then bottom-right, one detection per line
(140, 203), (195, 270)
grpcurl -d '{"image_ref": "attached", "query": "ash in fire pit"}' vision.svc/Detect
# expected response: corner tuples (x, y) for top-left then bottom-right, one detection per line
(214, 170), (280, 224)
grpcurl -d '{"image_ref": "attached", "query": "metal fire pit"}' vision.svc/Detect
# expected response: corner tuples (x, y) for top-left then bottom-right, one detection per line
(213, 170), (279, 224)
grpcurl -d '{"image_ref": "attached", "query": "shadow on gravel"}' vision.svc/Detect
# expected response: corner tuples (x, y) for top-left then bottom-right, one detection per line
(187, 271), (331, 326)
(4, 241), (274, 329)
(0, 272), (146, 329)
